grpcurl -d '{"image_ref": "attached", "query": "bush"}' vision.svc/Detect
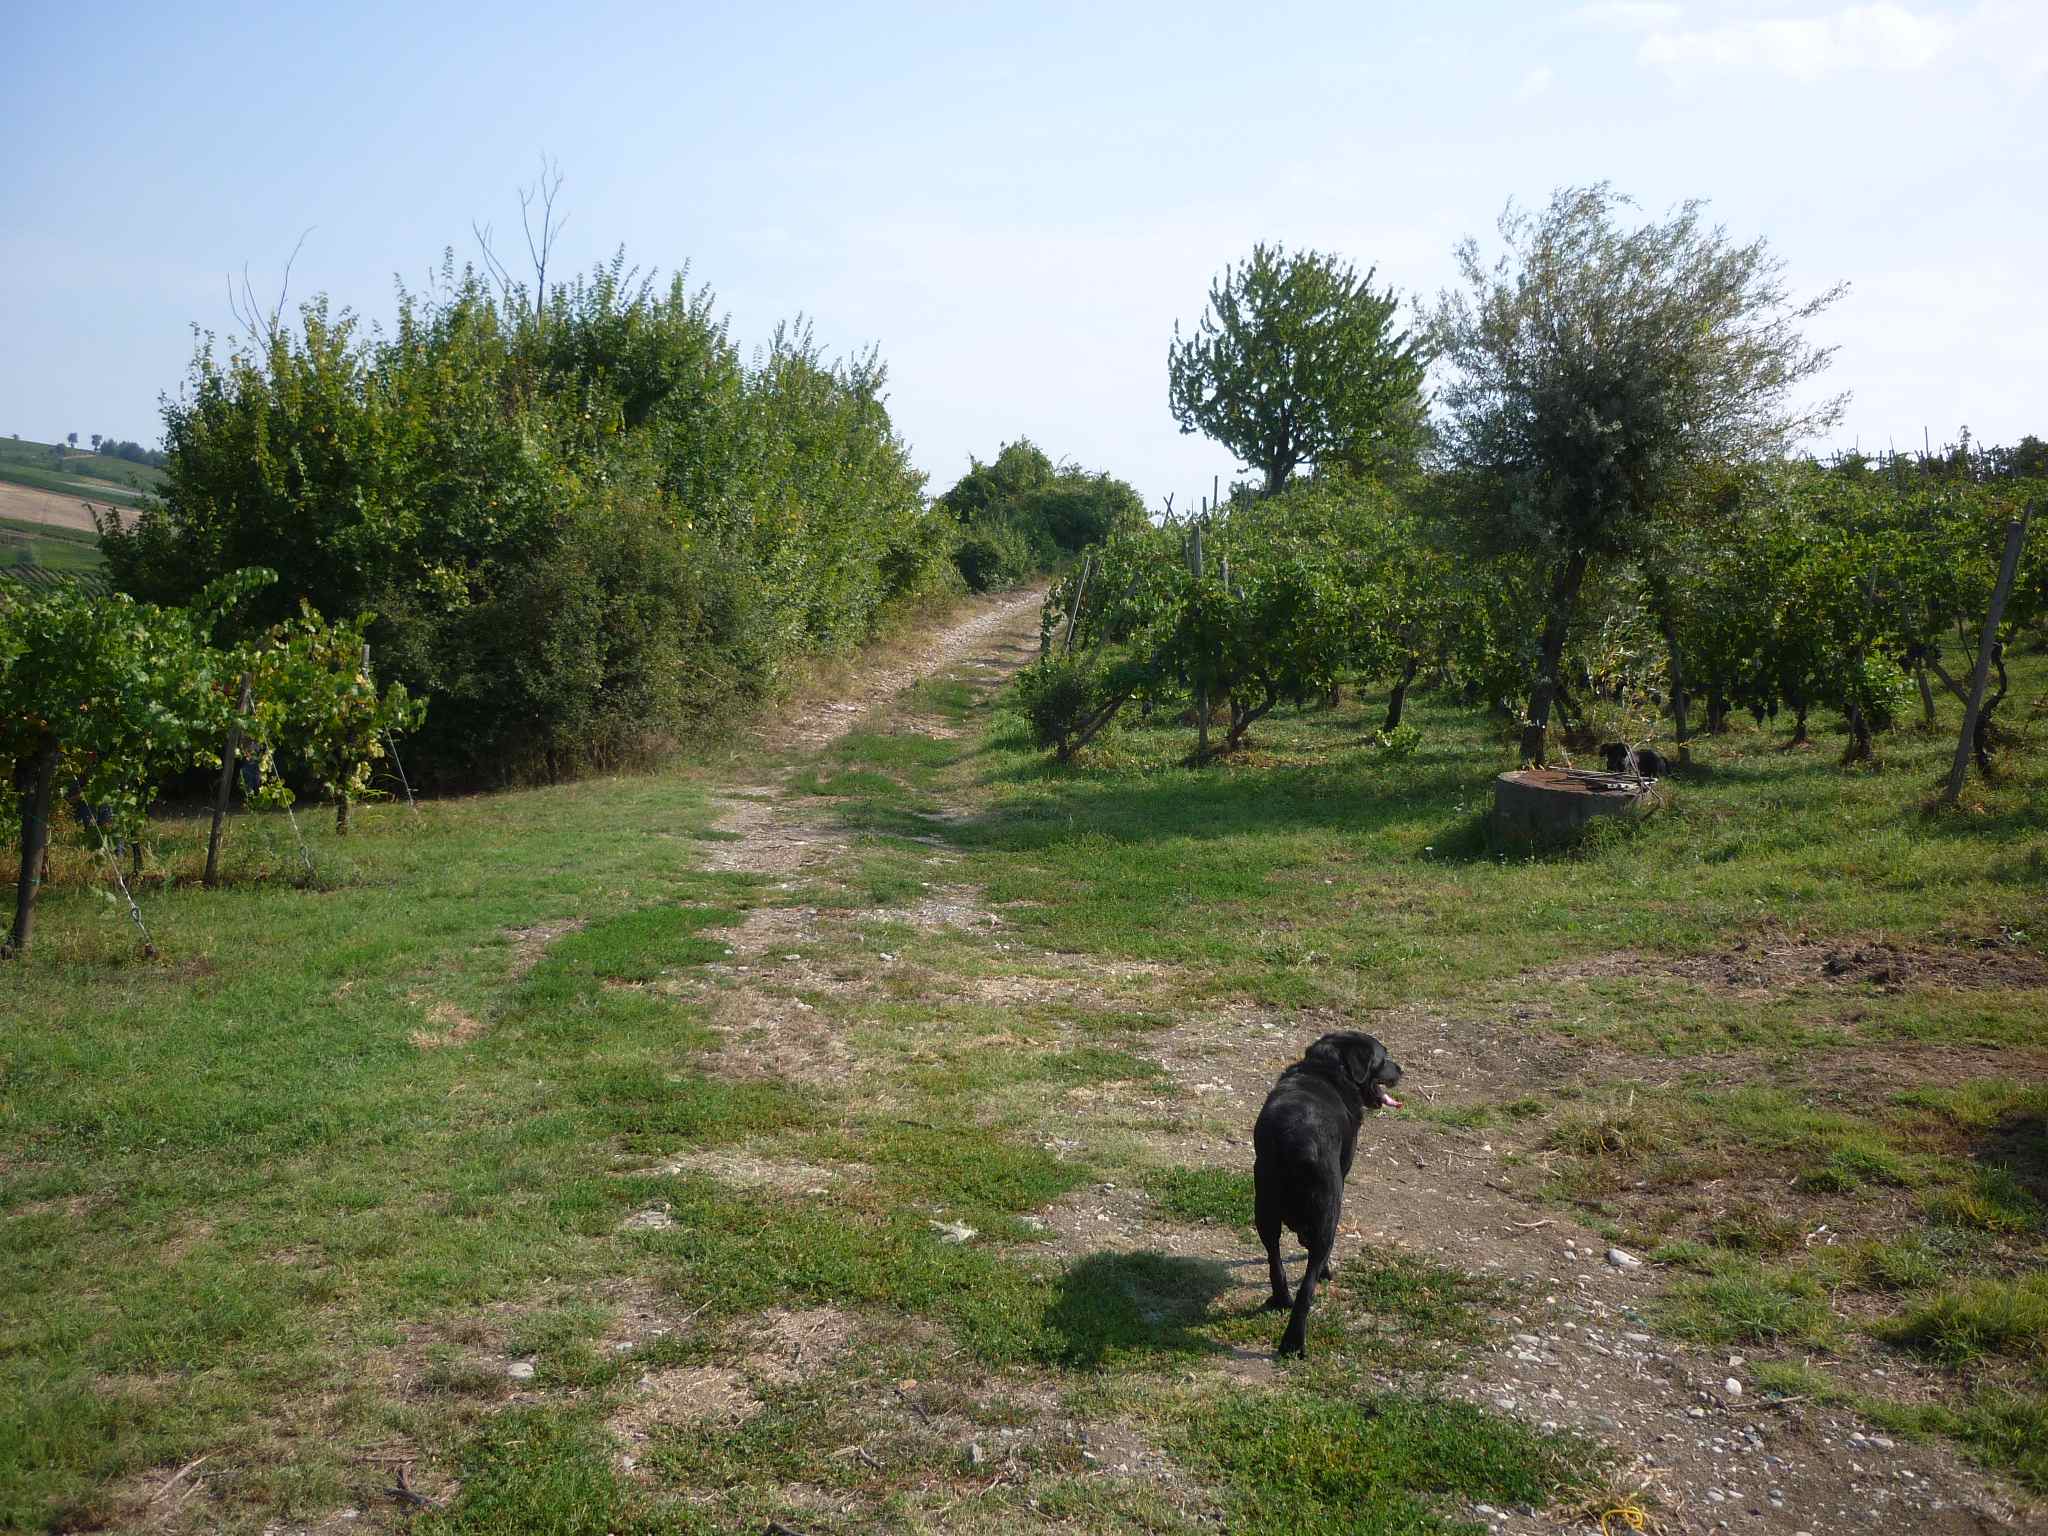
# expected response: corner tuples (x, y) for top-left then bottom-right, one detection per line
(1844, 652), (1913, 734)
(955, 514), (1049, 594)
(1015, 652), (1146, 761)
(100, 256), (958, 786)
(938, 441), (1144, 592)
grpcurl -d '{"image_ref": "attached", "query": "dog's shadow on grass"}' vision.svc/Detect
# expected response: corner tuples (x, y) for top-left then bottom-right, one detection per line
(1041, 1250), (1283, 1369)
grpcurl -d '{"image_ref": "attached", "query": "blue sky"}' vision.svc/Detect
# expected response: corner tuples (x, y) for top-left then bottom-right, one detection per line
(4, 1), (2043, 506)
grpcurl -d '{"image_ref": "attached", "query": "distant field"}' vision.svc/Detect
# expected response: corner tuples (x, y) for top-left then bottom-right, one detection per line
(0, 515), (101, 565)
(0, 480), (131, 534)
(0, 514), (108, 596)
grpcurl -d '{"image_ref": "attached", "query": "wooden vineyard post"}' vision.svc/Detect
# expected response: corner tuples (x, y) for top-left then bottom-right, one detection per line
(1190, 523), (1208, 762)
(1942, 510), (2030, 807)
(6, 741), (60, 957)
(337, 642), (370, 836)
(204, 673), (255, 888)
(1062, 553), (1095, 655)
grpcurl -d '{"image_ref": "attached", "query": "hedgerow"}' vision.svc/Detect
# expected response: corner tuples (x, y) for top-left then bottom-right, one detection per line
(100, 254), (960, 785)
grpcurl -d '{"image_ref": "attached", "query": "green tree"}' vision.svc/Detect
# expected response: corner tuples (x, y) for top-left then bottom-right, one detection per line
(99, 235), (953, 785)
(936, 439), (1055, 523)
(1427, 185), (1844, 763)
(244, 604), (425, 833)
(937, 441), (1142, 592)
(1169, 244), (1427, 496)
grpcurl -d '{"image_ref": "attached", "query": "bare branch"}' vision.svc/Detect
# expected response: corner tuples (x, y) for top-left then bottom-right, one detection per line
(472, 218), (516, 304)
(520, 154), (567, 321)
(227, 228), (313, 351)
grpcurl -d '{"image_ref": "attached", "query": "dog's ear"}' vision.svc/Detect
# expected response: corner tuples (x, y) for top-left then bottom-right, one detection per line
(1340, 1035), (1386, 1086)
(1302, 1034), (1346, 1074)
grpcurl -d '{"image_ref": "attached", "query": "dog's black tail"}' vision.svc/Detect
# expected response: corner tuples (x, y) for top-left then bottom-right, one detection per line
(1277, 1218), (1337, 1357)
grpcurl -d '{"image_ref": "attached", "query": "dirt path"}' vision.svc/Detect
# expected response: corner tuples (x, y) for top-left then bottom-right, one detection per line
(696, 586), (1043, 884)
(675, 586), (2036, 1536)
(1085, 1008), (2038, 1535)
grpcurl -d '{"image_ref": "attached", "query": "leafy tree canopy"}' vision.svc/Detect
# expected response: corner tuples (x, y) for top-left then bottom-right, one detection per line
(936, 440), (1144, 592)
(1424, 184), (1845, 761)
(1169, 244), (1428, 495)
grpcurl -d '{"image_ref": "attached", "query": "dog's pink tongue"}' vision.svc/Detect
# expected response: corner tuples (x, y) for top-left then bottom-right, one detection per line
(1381, 1093), (1403, 1110)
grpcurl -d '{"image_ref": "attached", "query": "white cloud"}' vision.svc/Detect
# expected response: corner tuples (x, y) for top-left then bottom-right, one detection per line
(1569, 1), (1683, 30)
(1959, 0), (2048, 82)
(1513, 64), (1557, 101)
(1640, 3), (1956, 80)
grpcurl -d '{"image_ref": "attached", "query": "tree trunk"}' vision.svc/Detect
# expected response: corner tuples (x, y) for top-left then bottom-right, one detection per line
(1913, 654), (1937, 730)
(1842, 701), (1873, 764)
(1225, 683), (1278, 752)
(205, 675), (254, 888)
(1383, 657), (1419, 733)
(1944, 514), (2029, 806)
(1788, 700), (1810, 747)
(1975, 643), (2008, 775)
(1652, 592), (1691, 768)
(1707, 688), (1729, 735)
(7, 741), (60, 957)
(336, 795), (350, 836)
(1519, 550), (1590, 765)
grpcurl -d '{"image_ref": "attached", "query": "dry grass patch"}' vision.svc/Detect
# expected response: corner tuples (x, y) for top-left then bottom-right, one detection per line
(409, 998), (487, 1049)
(1531, 930), (2048, 997)
(501, 918), (585, 979)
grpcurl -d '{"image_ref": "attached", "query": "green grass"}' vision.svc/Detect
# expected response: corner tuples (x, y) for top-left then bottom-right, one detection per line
(1883, 1274), (2048, 1366)
(418, 1410), (643, 1536)
(1655, 1260), (1839, 1349)
(1924, 1167), (2047, 1234)
(1144, 1166), (1254, 1227)
(1412, 1097), (1547, 1131)
(1177, 1391), (1600, 1536)
(945, 672), (2048, 1008)
(6, 623), (2046, 1526)
(0, 779), (765, 1528)
(0, 516), (107, 598)
(0, 458), (153, 508)
(1753, 1360), (2048, 1493)
(0, 517), (103, 569)
(918, 661), (2044, 1490)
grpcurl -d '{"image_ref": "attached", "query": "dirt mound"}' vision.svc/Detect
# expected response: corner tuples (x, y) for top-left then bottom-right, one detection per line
(1538, 934), (2048, 996)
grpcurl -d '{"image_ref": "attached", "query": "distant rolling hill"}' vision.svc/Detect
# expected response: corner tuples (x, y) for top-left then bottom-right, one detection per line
(0, 435), (141, 594)
(0, 435), (163, 511)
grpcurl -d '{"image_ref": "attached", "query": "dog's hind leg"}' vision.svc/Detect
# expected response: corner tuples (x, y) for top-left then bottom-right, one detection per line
(1277, 1208), (1339, 1356)
(1255, 1178), (1290, 1310)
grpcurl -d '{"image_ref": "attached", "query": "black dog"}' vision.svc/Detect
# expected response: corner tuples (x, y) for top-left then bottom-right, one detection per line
(1598, 742), (1669, 778)
(1252, 1031), (1402, 1356)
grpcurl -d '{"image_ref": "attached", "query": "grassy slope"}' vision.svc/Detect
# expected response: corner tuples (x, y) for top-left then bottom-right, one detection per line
(804, 655), (2048, 1488)
(0, 519), (102, 574)
(0, 436), (161, 509)
(2, 640), (2044, 1529)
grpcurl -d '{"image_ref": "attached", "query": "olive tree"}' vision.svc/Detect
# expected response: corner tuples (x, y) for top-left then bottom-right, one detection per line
(1169, 244), (1428, 496)
(1426, 185), (1844, 764)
